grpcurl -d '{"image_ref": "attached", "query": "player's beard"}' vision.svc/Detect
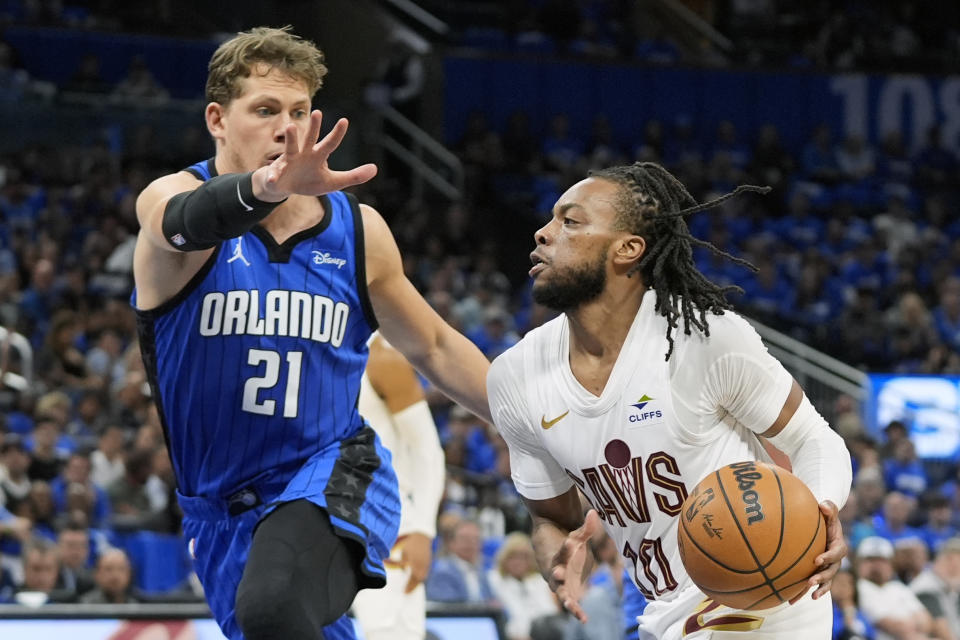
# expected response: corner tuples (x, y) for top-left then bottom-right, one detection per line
(532, 246), (608, 312)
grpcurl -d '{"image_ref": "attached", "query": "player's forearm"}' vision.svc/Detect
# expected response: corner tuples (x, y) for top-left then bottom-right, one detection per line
(765, 395), (852, 508)
(530, 517), (571, 586)
(414, 328), (491, 423)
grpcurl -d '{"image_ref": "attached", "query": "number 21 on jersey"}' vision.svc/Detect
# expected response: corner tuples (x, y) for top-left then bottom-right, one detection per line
(242, 348), (302, 418)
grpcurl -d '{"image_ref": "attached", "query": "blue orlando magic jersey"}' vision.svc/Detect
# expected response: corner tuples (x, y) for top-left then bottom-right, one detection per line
(134, 159), (378, 497)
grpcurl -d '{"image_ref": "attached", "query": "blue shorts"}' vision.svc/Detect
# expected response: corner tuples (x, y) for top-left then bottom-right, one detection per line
(178, 426), (400, 640)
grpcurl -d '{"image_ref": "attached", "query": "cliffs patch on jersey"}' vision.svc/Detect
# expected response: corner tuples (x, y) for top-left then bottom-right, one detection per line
(627, 393), (665, 426)
(198, 289), (350, 347)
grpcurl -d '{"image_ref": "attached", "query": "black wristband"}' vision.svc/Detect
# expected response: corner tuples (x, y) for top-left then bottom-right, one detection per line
(162, 172), (285, 251)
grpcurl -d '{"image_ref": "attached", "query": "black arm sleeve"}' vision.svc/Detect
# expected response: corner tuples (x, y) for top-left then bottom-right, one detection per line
(161, 172), (285, 251)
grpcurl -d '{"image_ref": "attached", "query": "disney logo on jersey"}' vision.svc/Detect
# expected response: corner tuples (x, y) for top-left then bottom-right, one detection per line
(627, 393), (664, 426)
(312, 251), (347, 269)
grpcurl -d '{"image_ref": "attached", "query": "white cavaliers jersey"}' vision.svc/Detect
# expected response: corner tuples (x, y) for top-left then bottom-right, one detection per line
(487, 290), (793, 605)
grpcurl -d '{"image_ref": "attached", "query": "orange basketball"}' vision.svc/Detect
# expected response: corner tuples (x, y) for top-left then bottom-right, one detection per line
(677, 460), (826, 610)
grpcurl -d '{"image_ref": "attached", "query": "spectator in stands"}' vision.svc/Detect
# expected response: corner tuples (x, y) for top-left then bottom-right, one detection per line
(111, 55), (169, 104)
(80, 548), (139, 604)
(831, 566), (876, 640)
(17, 258), (57, 348)
(15, 537), (72, 603)
(55, 522), (94, 597)
(911, 537), (960, 639)
(501, 110), (538, 175)
(50, 452), (110, 528)
(487, 532), (561, 640)
(468, 306), (520, 360)
(840, 491), (876, 555)
(0, 434), (31, 512)
(107, 447), (157, 531)
(90, 425), (125, 490)
(915, 126), (957, 192)
(885, 293), (938, 373)
(64, 52), (110, 94)
(836, 135), (876, 183)
(801, 124), (840, 183)
(883, 438), (929, 499)
(425, 518), (494, 603)
(38, 309), (100, 392)
(66, 391), (106, 449)
(893, 537), (929, 585)
(920, 495), (958, 553)
(933, 277), (960, 353)
(367, 33), (424, 124)
(108, 370), (151, 432)
(543, 113), (585, 176)
(27, 419), (66, 482)
(874, 195), (920, 260)
(874, 491), (924, 544)
(24, 480), (56, 540)
(856, 536), (934, 640)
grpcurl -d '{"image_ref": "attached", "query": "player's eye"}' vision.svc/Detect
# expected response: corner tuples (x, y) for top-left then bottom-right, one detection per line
(292, 109), (308, 119)
(255, 107), (273, 117)
(563, 217), (577, 226)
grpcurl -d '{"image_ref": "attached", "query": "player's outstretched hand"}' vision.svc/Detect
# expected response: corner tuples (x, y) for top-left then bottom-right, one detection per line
(789, 500), (846, 604)
(550, 509), (602, 623)
(262, 111), (377, 199)
(400, 532), (433, 594)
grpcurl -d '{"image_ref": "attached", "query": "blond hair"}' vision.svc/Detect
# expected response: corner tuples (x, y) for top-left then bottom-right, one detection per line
(206, 26), (328, 105)
(494, 532), (538, 578)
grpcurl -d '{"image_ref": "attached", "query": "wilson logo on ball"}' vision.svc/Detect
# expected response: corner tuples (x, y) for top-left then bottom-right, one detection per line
(729, 461), (765, 524)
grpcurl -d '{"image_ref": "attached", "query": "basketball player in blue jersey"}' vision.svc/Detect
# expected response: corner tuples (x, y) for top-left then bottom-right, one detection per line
(131, 27), (491, 640)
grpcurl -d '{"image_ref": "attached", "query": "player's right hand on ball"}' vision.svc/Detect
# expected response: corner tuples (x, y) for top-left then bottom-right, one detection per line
(260, 110), (377, 199)
(550, 509), (602, 623)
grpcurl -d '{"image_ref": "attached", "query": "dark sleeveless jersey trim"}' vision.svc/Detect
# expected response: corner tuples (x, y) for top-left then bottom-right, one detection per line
(346, 192), (378, 331)
(249, 193), (334, 263)
(134, 245), (222, 318)
(135, 312), (177, 478)
(183, 157), (217, 181)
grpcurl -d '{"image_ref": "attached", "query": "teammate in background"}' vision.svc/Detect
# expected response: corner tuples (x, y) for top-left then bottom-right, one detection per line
(487, 162), (852, 639)
(132, 27), (490, 640)
(352, 333), (444, 640)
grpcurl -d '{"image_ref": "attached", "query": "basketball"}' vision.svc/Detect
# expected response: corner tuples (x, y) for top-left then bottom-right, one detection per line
(676, 460), (826, 610)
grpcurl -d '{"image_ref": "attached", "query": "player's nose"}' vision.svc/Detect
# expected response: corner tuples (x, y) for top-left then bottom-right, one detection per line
(534, 221), (552, 245)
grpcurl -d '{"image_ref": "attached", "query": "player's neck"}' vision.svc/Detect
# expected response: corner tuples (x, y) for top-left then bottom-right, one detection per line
(566, 285), (646, 360)
(257, 195), (326, 244)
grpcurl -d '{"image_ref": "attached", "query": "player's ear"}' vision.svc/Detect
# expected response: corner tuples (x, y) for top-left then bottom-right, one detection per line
(612, 234), (645, 273)
(205, 102), (226, 140)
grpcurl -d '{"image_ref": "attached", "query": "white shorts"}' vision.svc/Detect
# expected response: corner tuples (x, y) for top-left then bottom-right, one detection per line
(638, 585), (832, 640)
(352, 561), (426, 640)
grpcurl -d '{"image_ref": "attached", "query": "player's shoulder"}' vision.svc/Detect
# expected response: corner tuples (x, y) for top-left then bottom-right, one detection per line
(683, 307), (761, 351)
(489, 315), (562, 390)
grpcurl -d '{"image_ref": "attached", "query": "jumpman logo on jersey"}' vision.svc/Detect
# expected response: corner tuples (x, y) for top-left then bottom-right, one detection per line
(227, 237), (251, 267)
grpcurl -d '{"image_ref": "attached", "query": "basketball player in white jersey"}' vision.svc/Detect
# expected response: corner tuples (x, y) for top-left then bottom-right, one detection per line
(487, 162), (852, 639)
(352, 333), (445, 640)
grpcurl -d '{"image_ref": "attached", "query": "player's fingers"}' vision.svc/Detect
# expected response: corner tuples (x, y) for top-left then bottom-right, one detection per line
(404, 574), (422, 594)
(324, 165), (378, 190)
(306, 110), (323, 146)
(315, 117), (350, 157)
(284, 123), (300, 156)
(582, 509), (602, 538)
(811, 576), (833, 600)
(559, 591), (588, 624)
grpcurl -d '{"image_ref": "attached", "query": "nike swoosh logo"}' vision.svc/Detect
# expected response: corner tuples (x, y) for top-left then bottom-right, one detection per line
(541, 411), (569, 429)
(236, 182), (253, 212)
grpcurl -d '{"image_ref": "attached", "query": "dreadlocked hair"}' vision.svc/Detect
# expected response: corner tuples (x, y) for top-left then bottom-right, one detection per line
(588, 161), (770, 361)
